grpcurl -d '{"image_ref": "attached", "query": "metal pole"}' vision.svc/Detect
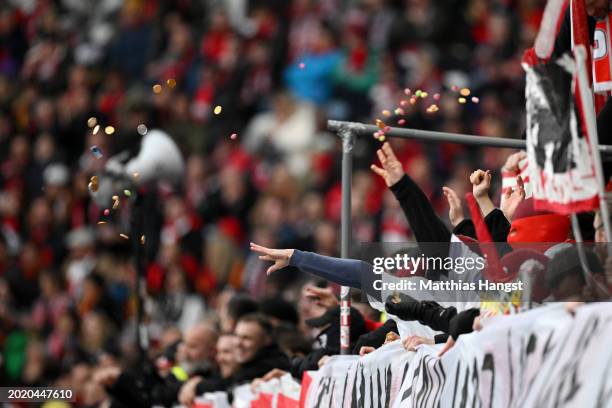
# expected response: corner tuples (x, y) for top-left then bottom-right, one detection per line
(339, 125), (354, 355)
(327, 120), (612, 154)
(575, 45), (612, 243)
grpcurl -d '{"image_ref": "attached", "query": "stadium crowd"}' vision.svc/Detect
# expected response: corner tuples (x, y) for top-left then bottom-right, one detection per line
(0, 0), (609, 407)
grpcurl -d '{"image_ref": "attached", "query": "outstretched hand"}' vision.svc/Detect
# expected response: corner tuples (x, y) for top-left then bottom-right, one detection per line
(370, 142), (405, 187)
(442, 186), (464, 227)
(500, 176), (525, 221)
(249, 243), (294, 275)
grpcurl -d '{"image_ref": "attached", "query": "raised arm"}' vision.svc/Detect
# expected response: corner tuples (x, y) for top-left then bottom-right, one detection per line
(249, 243), (369, 289)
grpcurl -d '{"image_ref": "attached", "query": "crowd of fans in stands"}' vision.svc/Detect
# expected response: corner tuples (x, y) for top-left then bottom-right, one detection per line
(0, 0), (590, 406)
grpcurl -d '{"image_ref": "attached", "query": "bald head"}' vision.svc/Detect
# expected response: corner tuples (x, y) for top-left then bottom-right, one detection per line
(183, 323), (218, 365)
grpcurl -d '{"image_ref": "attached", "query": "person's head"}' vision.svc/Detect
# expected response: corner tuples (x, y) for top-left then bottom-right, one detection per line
(234, 314), (273, 364)
(259, 297), (299, 327)
(546, 246), (604, 300)
(224, 293), (259, 332)
(586, 0), (609, 18)
(181, 323), (218, 368)
(215, 334), (239, 378)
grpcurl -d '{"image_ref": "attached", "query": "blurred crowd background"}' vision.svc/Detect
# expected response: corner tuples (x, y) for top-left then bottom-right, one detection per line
(0, 0), (542, 404)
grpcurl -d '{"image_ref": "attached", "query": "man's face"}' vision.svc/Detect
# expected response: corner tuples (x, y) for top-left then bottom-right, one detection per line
(234, 321), (269, 364)
(183, 326), (215, 365)
(586, 0), (609, 18)
(216, 335), (239, 378)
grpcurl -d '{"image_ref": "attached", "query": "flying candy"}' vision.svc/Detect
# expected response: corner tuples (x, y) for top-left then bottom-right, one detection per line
(104, 209), (110, 216)
(87, 117), (97, 128)
(299, 62), (305, 69)
(93, 125), (100, 135)
(383, 126), (391, 133)
(394, 108), (405, 116)
(88, 176), (99, 193)
(137, 124), (148, 135)
(471, 97), (479, 104)
(409, 97), (417, 105)
(433, 93), (441, 101)
(415, 90), (422, 98)
(166, 78), (177, 88)
(376, 119), (386, 129)
(124, 189), (131, 197)
(460, 88), (471, 97)
(104, 126), (115, 135)
(378, 135), (386, 142)
(400, 100), (408, 107)
(420, 92), (428, 98)
(458, 97), (467, 104)
(230, 133), (237, 140)
(120, 234), (129, 240)
(214, 105), (222, 115)
(451, 85), (459, 91)
(382, 110), (391, 117)
(404, 88), (411, 95)
(398, 119), (406, 125)
(153, 84), (162, 94)
(426, 104), (439, 113)
(90, 145), (103, 159)
(97, 221), (107, 225)
(140, 235), (146, 244)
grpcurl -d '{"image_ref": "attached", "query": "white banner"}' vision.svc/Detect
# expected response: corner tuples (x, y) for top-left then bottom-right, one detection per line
(303, 303), (612, 408)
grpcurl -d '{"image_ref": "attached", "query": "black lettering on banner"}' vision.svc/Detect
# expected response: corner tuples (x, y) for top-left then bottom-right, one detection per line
(370, 374), (374, 408)
(359, 364), (366, 407)
(459, 362), (470, 408)
(481, 353), (495, 408)
(351, 364), (360, 408)
(424, 357), (436, 406)
(402, 358), (421, 402)
(314, 377), (331, 408)
(329, 379), (336, 407)
(596, 352), (612, 406)
(451, 362), (461, 407)
(385, 364), (392, 408)
(471, 359), (479, 408)
(341, 370), (349, 408)
(416, 356), (430, 407)
(507, 329), (514, 404)
(431, 359), (446, 407)
(376, 367), (382, 408)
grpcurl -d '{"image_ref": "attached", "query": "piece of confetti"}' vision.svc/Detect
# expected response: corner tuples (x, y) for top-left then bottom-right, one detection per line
(471, 96), (479, 103)
(104, 209), (110, 216)
(104, 126), (115, 135)
(214, 105), (222, 115)
(87, 117), (97, 128)
(90, 145), (103, 159)
(460, 88), (471, 97)
(120, 234), (129, 240)
(153, 84), (162, 94)
(230, 133), (237, 140)
(376, 119), (386, 129)
(124, 189), (131, 197)
(299, 62), (305, 69)
(433, 93), (441, 101)
(137, 124), (148, 135)
(166, 78), (177, 88)
(88, 176), (99, 192)
(458, 97), (467, 104)
(93, 125), (100, 135)
(404, 88), (411, 95)
(426, 104), (439, 113)
(398, 119), (406, 125)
